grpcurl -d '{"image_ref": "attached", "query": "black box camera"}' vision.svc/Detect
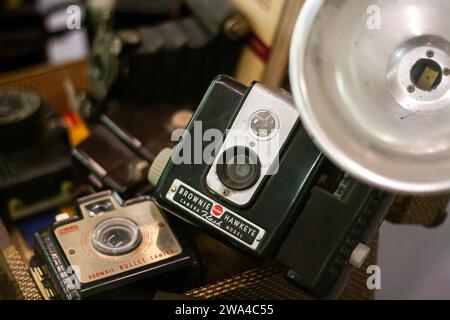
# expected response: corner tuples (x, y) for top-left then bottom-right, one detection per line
(72, 101), (194, 197)
(148, 76), (393, 298)
(0, 90), (72, 220)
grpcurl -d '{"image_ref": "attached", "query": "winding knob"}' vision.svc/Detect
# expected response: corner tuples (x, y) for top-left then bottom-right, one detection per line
(148, 148), (173, 187)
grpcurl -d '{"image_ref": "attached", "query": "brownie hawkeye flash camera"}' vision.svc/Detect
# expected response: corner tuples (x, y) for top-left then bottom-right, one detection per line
(148, 76), (394, 298)
(30, 191), (203, 300)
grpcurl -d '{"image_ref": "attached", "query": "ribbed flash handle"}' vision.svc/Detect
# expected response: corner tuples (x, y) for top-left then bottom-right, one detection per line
(148, 148), (172, 186)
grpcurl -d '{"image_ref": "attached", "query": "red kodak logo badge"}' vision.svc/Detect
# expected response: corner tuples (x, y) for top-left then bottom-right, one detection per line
(212, 204), (224, 218)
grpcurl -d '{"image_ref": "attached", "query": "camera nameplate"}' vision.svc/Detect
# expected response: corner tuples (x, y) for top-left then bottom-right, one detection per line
(54, 198), (182, 284)
(166, 179), (266, 251)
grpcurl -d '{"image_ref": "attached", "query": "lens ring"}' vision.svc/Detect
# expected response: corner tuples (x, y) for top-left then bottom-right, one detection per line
(216, 146), (261, 191)
(0, 91), (41, 125)
(249, 110), (279, 140)
(91, 217), (142, 256)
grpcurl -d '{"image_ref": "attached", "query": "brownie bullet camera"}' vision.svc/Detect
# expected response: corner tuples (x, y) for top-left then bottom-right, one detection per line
(148, 76), (393, 298)
(30, 191), (203, 300)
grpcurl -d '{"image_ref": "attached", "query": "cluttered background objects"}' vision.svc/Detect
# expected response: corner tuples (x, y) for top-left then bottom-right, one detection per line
(1, 0), (449, 300)
(0, 0), (308, 300)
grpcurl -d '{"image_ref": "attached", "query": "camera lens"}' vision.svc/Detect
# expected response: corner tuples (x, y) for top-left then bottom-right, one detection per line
(0, 91), (41, 125)
(0, 97), (16, 118)
(91, 217), (142, 256)
(0, 91), (42, 150)
(216, 146), (261, 191)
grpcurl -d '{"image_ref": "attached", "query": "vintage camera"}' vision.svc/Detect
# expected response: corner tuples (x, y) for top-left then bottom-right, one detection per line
(0, 90), (72, 221)
(72, 123), (151, 197)
(72, 101), (193, 197)
(30, 191), (203, 300)
(115, 0), (249, 105)
(148, 76), (393, 298)
(88, 0), (248, 112)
